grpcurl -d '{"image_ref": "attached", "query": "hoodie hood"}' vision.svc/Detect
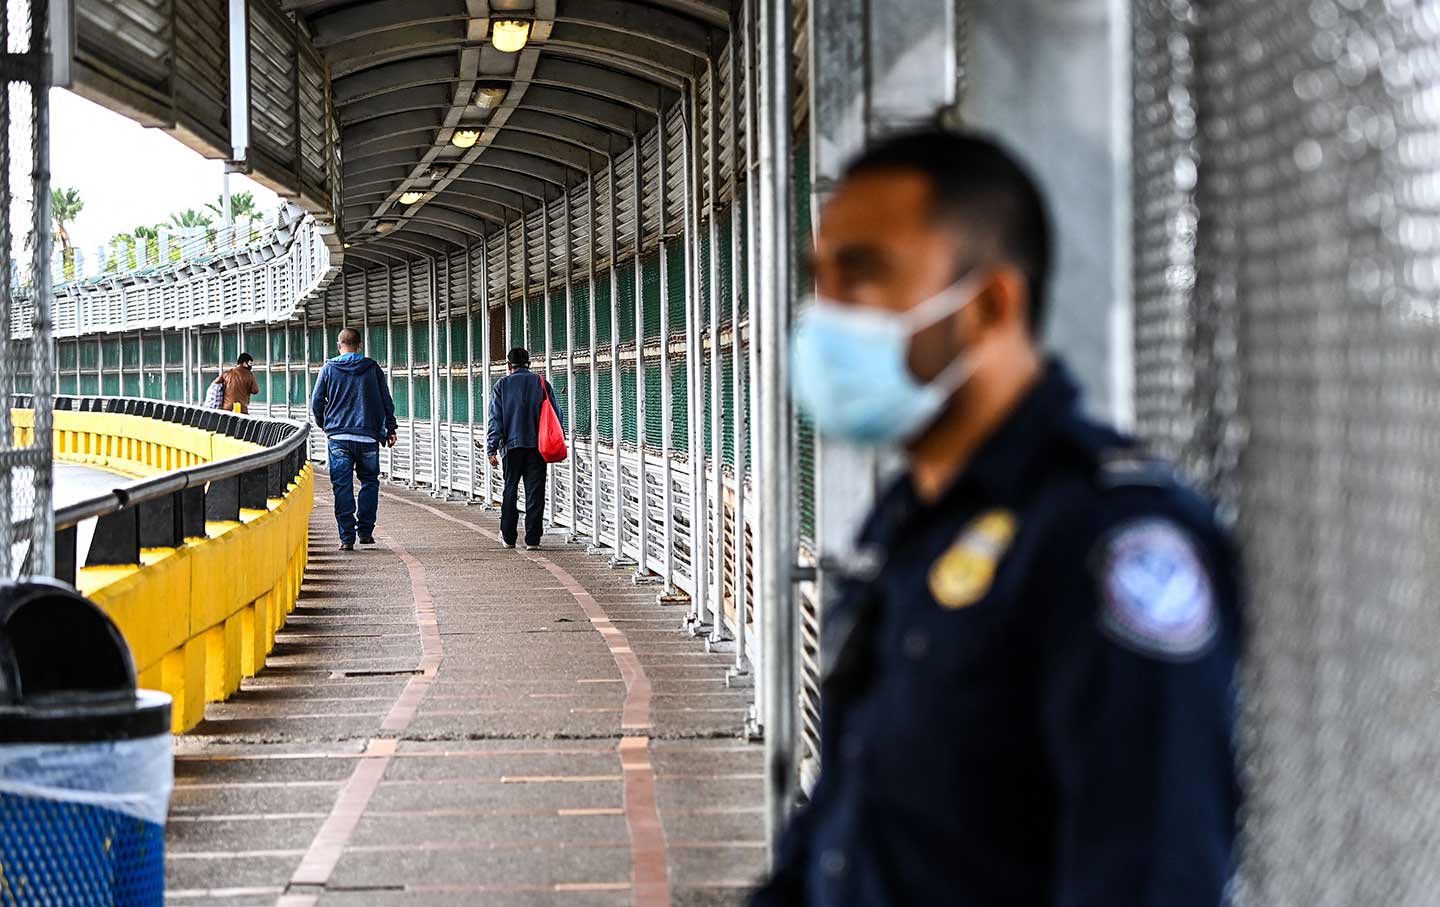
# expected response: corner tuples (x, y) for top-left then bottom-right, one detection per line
(329, 354), (377, 376)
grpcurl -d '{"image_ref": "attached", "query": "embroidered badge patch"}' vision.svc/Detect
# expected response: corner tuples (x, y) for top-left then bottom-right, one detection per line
(929, 509), (1018, 609)
(1099, 520), (1217, 658)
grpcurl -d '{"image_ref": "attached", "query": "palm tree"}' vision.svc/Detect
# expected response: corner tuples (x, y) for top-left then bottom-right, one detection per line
(205, 190), (258, 224)
(106, 232), (135, 272)
(132, 224), (163, 265)
(169, 209), (214, 259)
(51, 187), (83, 279)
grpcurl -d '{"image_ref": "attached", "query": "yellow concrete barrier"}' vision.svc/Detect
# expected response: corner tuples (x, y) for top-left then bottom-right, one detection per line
(23, 407), (312, 733)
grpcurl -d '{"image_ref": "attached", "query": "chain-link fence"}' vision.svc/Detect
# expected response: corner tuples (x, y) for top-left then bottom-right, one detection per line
(1134, 1), (1440, 902)
(2, 0), (54, 578)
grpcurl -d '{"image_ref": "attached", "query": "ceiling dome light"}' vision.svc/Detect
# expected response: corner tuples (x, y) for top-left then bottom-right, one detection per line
(399, 191), (425, 206)
(451, 129), (480, 149)
(490, 20), (530, 53)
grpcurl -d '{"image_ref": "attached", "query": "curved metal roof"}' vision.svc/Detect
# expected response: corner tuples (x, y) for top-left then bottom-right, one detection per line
(288, 0), (730, 264)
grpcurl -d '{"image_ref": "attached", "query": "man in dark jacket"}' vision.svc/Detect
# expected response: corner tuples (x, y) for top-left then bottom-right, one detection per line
(485, 347), (562, 549)
(311, 328), (397, 551)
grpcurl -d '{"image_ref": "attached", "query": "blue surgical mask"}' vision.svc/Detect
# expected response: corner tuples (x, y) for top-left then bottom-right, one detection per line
(789, 274), (984, 445)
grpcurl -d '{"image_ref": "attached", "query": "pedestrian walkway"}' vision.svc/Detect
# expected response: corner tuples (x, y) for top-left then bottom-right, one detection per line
(164, 478), (764, 906)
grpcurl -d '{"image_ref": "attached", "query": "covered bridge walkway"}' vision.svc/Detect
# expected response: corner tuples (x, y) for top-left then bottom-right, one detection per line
(167, 477), (761, 906)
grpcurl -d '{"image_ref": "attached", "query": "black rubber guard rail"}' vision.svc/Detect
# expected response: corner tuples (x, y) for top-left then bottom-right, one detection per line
(15, 395), (311, 587)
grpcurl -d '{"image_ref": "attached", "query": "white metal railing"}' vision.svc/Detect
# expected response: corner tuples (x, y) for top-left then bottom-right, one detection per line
(25, 212), (339, 339)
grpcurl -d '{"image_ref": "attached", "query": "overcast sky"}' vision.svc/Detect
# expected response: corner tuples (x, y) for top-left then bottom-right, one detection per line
(48, 89), (281, 252)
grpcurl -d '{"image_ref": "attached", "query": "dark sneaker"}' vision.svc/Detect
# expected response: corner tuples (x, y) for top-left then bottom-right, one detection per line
(339, 541), (354, 551)
(358, 534), (375, 545)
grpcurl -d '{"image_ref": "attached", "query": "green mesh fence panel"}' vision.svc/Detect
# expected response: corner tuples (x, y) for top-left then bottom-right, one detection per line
(290, 373), (307, 405)
(163, 333), (181, 365)
(269, 373), (285, 402)
(470, 314), (485, 359)
(450, 316), (467, 362)
(289, 326), (303, 356)
(142, 336), (161, 366)
(393, 380), (410, 418)
(164, 373), (183, 402)
(79, 374), (98, 395)
(411, 321), (430, 366)
(14, 376), (29, 393)
(571, 368), (592, 436)
(644, 365), (663, 448)
(199, 333), (218, 363)
(367, 326), (388, 365)
(594, 270), (612, 345)
(123, 337), (140, 368)
(57, 341), (76, 369)
(414, 376), (431, 419)
(716, 208), (734, 326)
(620, 364), (638, 445)
(672, 361), (688, 453)
(306, 328), (322, 359)
(666, 242), (686, 334)
(58, 375), (76, 394)
(241, 329), (265, 361)
(527, 296), (545, 354)
(450, 376), (469, 421)
(793, 137), (816, 543)
(617, 265), (637, 345)
(222, 332), (238, 364)
(78, 339), (98, 369)
(435, 320), (449, 368)
(471, 376), (486, 421)
(122, 374), (140, 396)
(699, 220), (711, 325)
(509, 301), (524, 349)
(721, 349), (736, 465)
(101, 373), (119, 396)
(102, 337), (120, 366)
(736, 198), (750, 317)
(796, 414), (817, 543)
(269, 330), (286, 362)
(702, 354), (713, 454)
(573, 282), (591, 351)
(641, 252), (662, 339)
(391, 323), (409, 367)
(549, 373), (567, 432)
(597, 367), (614, 441)
(549, 290), (567, 351)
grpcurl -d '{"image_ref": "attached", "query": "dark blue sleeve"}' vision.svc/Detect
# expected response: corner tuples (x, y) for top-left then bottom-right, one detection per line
(310, 365), (328, 429)
(1040, 491), (1240, 907)
(377, 366), (397, 434)
(487, 377), (503, 454)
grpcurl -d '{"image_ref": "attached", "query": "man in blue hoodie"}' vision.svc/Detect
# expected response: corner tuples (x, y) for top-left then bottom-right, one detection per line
(485, 347), (562, 550)
(311, 328), (398, 551)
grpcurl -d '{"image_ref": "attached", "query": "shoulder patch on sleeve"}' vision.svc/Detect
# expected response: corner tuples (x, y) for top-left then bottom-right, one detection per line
(1097, 519), (1217, 659)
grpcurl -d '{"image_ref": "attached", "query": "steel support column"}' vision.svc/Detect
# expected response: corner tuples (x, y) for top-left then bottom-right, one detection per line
(632, 138), (650, 578)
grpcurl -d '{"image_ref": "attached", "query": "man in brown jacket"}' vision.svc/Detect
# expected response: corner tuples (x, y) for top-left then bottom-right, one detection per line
(214, 353), (261, 413)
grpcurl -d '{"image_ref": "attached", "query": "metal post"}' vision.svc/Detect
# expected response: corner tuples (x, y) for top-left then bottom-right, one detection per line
(608, 159), (630, 568)
(758, 0), (797, 863)
(465, 241), (477, 502)
(587, 182), (601, 548)
(406, 267), (417, 485)
(659, 116), (676, 594)
(480, 235), (494, 504)
(542, 203), (555, 526)
(684, 80), (705, 630)
(432, 256), (448, 498)
(385, 268), (395, 477)
(564, 192), (577, 534)
(730, 18), (751, 678)
(632, 137), (650, 579)
(707, 61), (728, 645)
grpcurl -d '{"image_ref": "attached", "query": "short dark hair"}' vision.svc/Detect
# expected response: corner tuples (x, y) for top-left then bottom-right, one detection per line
(507, 347), (530, 367)
(338, 328), (361, 347)
(237, 352), (253, 364)
(842, 129), (1053, 333)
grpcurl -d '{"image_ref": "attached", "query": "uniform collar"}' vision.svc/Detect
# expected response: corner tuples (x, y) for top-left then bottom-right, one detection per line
(869, 359), (1081, 543)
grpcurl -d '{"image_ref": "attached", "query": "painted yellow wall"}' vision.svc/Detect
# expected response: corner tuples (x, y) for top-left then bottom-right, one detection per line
(23, 408), (312, 733)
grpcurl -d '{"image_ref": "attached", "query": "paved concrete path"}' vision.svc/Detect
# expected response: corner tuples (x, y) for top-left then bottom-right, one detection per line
(166, 477), (763, 907)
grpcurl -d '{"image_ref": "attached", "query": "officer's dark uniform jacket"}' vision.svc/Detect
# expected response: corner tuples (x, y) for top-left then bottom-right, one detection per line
(753, 361), (1240, 907)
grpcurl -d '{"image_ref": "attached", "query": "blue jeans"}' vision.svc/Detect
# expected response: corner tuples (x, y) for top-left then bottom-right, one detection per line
(328, 439), (380, 543)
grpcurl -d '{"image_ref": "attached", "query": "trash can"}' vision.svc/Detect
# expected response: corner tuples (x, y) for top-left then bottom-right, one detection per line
(0, 578), (172, 906)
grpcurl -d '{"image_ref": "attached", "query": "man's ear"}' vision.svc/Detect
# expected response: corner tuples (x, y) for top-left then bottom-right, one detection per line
(978, 267), (1029, 335)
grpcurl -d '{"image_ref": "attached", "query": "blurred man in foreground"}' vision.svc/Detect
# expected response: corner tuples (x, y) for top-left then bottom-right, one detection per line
(754, 130), (1241, 906)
